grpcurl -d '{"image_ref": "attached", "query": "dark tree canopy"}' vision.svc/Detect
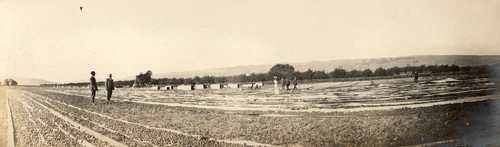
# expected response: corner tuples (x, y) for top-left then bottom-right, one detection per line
(373, 67), (388, 76)
(193, 76), (202, 84)
(268, 64), (295, 79)
(348, 70), (363, 78)
(4, 79), (17, 86)
(135, 70), (153, 86)
(312, 70), (328, 79)
(329, 68), (347, 78)
(201, 76), (214, 84)
(303, 69), (313, 80)
(362, 69), (373, 77)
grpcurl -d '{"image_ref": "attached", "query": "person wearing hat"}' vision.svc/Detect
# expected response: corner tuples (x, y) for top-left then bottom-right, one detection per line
(90, 71), (98, 104)
(105, 74), (115, 101)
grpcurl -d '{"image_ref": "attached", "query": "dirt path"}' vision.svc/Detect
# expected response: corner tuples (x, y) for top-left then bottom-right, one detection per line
(0, 87), (13, 147)
(6, 95), (15, 147)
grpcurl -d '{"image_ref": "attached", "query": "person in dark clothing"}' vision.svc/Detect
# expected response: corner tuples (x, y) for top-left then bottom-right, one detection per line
(90, 71), (98, 104)
(293, 77), (298, 90)
(414, 72), (419, 83)
(285, 78), (291, 91)
(105, 74), (115, 101)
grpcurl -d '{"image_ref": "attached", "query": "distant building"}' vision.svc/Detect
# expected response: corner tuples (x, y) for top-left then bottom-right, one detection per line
(164, 85), (175, 90)
(241, 83), (254, 89)
(228, 83), (241, 88)
(210, 84), (223, 89)
(177, 85), (193, 90)
(194, 84), (208, 90)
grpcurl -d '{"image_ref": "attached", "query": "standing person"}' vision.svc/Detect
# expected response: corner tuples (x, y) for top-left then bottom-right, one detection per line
(105, 74), (115, 101)
(285, 78), (290, 91)
(90, 71), (98, 104)
(293, 77), (298, 91)
(273, 76), (280, 95)
(414, 72), (419, 83)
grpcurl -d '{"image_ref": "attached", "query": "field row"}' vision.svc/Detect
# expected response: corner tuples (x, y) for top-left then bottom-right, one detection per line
(18, 87), (483, 146)
(11, 89), (239, 147)
(45, 78), (498, 111)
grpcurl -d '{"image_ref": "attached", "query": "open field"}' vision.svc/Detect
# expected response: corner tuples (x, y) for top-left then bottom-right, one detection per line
(2, 77), (500, 146)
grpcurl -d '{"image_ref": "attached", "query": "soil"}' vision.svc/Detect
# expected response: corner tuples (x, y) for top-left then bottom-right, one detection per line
(3, 77), (500, 146)
(0, 87), (9, 146)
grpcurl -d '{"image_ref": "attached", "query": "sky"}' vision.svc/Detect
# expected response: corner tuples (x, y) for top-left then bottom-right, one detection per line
(1, 0), (499, 83)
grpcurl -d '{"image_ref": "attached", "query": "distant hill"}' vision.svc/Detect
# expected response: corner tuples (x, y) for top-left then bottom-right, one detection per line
(2, 76), (57, 85)
(118, 55), (500, 80)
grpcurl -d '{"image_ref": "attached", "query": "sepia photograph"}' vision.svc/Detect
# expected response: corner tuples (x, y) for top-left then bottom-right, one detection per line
(1, 0), (500, 146)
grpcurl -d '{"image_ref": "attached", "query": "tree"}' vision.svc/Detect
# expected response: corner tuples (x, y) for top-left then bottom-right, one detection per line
(437, 65), (450, 73)
(10, 80), (17, 86)
(373, 67), (388, 76)
(268, 64), (295, 79)
(151, 78), (160, 85)
(312, 70), (328, 79)
(387, 67), (400, 75)
(362, 69), (373, 77)
(3, 79), (17, 86)
(158, 78), (169, 85)
(348, 70), (363, 78)
(450, 64), (460, 72)
(184, 78), (195, 85)
(303, 69), (314, 80)
(201, 76), (214, 84)
(460, 66), (472, 73)
(135, 70), (153, 86)
(426, 65), (438, 73)
(255, 73), (268, 82)
(193, 76), (202, 84)
(238, 74), (250, 82)
(417, 65), (426, 73)
(177, 78), (185, 85)
(329, 68), (347, 78)
(214, 77), (227, 83)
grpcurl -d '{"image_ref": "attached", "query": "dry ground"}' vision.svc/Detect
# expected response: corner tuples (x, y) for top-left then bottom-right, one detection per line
(3, 77), (500, 146)
(0, 86), (8, 146)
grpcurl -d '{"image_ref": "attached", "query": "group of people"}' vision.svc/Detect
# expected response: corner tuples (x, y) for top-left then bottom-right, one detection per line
(280, 77), (298, 91)
(89, 71), (115, 104)
(273, 76), (298, 95)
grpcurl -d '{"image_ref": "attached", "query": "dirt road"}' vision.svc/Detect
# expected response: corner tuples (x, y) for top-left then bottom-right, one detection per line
(0, 87), (8, 147)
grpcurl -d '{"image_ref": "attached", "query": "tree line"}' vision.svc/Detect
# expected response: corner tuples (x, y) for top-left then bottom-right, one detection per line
(43, 63), (495, 87)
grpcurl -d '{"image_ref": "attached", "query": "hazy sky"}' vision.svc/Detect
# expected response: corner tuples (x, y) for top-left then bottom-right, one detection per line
(1, 0), (499, 83)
